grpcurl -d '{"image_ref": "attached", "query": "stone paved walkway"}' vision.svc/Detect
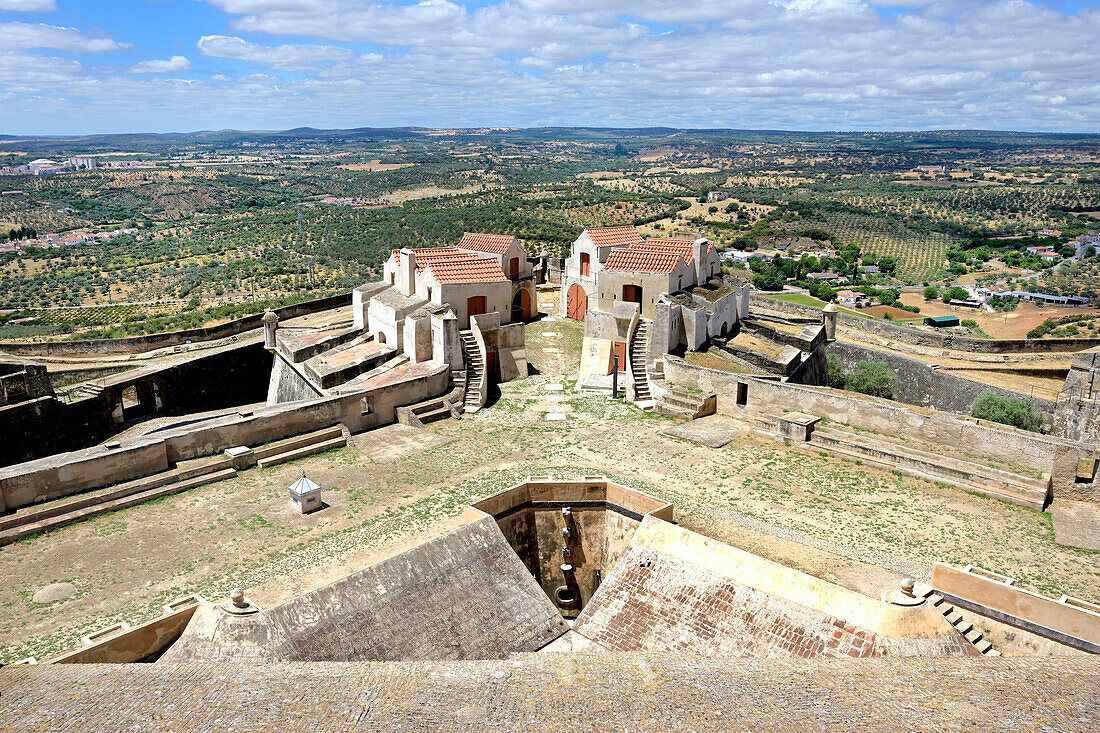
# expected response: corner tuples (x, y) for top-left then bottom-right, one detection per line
(2, 656), (1097, 731)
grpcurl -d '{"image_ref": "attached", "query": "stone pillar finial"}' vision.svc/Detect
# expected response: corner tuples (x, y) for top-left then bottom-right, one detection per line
(901, 578), (916, 598)
(230, 588), (246, 607)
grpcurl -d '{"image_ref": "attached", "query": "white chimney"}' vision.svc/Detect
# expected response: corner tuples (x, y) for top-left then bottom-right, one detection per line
(693, 238), (708, 286)
(399, 248), (417, 297)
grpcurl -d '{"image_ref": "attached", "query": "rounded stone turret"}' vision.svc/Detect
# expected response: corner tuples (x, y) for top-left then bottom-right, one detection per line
(822, 302), (838, 342)
(262, 309), (279, 351)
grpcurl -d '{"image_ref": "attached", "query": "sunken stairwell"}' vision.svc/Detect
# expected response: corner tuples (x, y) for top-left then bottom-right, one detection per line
(459, 330), (485, 413)
(655, 385), (717, 421)
(913, 582), (1001, 657)
(629, 320), (653, 407)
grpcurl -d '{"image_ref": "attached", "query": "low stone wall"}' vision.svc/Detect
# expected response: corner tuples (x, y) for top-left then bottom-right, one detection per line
(752, 294), (1100, 354)
(0, 342), (274, 468)
(662, 354), (1100, 503)
(829, 340), (1058, 419)
(931, 563), (1100, 654)
(0, 361), (448, 512)
(0, 293), (351, 358)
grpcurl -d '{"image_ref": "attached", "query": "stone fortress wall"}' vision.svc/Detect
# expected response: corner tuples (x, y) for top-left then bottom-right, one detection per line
(662, 355), (1100, 504)
(0, 293), (352, 358)
(751, 294), (1100, 354)
(0, 342), (274, 468)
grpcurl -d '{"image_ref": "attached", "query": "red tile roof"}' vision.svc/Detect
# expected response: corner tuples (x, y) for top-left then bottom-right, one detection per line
(584, 226), (644, 249)
(642, 238), (715, 265)
(391, 246), (507, 284)
(458, 232), (516, 255)
(603, 246), (685, 274)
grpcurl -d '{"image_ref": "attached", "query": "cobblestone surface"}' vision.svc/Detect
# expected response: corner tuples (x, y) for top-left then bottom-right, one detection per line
(1, 655), (1097, 731)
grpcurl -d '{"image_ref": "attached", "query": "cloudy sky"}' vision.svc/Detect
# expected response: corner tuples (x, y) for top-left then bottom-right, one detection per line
(2, 0), (1100, 134)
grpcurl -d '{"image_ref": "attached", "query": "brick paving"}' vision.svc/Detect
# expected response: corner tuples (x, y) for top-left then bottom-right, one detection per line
(574, 546), (976, 659)
(1, 655), (1097, 731)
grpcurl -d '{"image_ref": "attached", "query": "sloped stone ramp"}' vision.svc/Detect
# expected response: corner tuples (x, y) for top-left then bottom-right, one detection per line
(159, 516), (568, 662)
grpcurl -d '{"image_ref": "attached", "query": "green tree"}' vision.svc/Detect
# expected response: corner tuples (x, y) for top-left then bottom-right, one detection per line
(942, 286), (968, 303)
(844, 361), (895, 399)
(970, 391), (1043, 432)
(923, 285), (940, 300)
(826, 354), (846, 389)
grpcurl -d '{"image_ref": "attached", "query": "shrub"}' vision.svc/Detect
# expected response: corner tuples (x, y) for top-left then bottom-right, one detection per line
(826, 354), (846, 389)
(843, 361), (895, 399)
(970, 391), (1043, 432)
(922, 285), (940, 300)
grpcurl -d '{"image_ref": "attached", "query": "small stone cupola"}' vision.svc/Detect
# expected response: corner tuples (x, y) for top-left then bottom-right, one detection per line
(822, 302), (839, 341)
(288, 473), (323, 514)
(262, 309), (279, 351)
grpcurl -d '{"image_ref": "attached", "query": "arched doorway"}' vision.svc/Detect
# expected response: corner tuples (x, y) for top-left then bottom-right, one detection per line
(566, 283), (587, 321)
(511, 288), (531, 321)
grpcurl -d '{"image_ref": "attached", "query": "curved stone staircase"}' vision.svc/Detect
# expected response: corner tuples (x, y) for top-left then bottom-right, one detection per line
(629, 319), (654, 409)
(459, 330), (485, 413)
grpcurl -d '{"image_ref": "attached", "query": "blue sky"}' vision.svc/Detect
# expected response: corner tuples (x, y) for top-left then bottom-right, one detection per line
(3, 0), (1100, 134)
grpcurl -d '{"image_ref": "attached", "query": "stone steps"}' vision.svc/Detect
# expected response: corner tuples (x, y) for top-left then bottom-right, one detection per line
(0, 468), (238, 546)
(459, 331), (485, 412)
(255, 435), (347, 469)
(654, 386), (717, 421)
(914, 582), (1000, 657)
(809, 426), (1049, 510)
(629, 320), (652, 408)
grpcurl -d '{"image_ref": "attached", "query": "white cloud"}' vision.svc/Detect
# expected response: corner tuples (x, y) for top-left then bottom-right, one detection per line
(130, 56), (192, 74)
(197, 35), (354, 70)
(5, 1), (1100, 132)
(0, 22), (128, 52)
(0, 0), (56, 10)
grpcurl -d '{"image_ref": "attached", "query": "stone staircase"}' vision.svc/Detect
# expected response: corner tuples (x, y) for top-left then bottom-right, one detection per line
(807, 425), (1050, 510)
(655, 385), (717, 421)
(629, 320), (653, 408)
(396, 382), (466, 428)
(460, 330), (485, 413)
(914, 582), (1001, 657)
(68, 381), (105, 401)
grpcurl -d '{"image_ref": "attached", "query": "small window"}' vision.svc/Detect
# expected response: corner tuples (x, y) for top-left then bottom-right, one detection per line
(427, 286), (433, 301)
(580, 252), (591, 277)
(736, 382), (748, 406)
(377, 332), (387, 345)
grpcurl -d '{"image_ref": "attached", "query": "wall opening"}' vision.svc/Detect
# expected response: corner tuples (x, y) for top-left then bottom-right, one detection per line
(377, 332), (387, 345)
(580, 252), (591, 277)
(509, 257), (520, 280)
(736, 382), (748, 406)
(623, 284), (643, 305)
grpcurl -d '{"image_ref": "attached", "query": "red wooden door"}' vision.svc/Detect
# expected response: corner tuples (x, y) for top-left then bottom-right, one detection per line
(512, 288), (531, 321)
(612, 341), (626, 372)
(467, 296), (487, 318)
(509, 257), (520, 279)
(623, 284), (642, 304)
(566, 284), (587, 321)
